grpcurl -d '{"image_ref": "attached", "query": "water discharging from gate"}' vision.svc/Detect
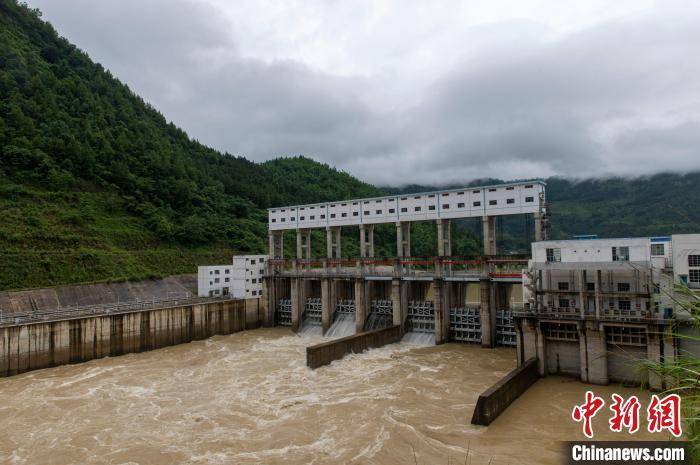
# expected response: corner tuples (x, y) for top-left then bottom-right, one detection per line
(0, 327), (658, 464)
(325, 311), (356, 338)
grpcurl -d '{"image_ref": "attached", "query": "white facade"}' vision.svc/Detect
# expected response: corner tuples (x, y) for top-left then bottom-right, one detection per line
(671, 234), (700, 289)
(232, 255), (267, 298)
(530, 237), (651, 264)
(198, 255), (267, 298)
(525, 234), (700, 319)
(268, 180), (546, 231)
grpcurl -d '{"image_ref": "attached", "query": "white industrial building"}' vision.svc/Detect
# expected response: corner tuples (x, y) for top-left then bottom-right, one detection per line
(268, 181), (546, 231)
(518, 233), (700, 387)
(198, 255), (267, 298)
(524, 234), (700, 319)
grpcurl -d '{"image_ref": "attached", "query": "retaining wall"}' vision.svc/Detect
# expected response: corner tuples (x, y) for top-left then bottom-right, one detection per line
(471, 357), (539, 426)
(0, 275), (197, 315)
(0, 298), (260, 377)
(306, 325), (402, 369)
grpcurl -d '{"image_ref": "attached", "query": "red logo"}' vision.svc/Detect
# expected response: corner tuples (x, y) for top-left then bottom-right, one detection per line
(647, 394), (682, 437)
(609, 394), (641, 434)
(572, 391), (606, 438)
(572, 392), (683, 438)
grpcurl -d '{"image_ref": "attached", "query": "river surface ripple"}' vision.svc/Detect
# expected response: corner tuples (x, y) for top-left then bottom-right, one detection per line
(0, 327), (660, 465)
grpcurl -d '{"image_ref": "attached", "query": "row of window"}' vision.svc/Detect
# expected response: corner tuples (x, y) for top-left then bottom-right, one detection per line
(272, 197), (536, 223)
(208, 289), (260, 296)
(557, 282), (631, 292)
(271, 184), (539, 214)
(557, 299), (633, 310)
(545, 246), (630, 262)
(209, 269), (230, 275)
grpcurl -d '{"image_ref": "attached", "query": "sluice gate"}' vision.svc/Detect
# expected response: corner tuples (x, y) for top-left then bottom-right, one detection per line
(335, 299), (355, 315)
(407, 301), (435, 333)
(496, 309), (516, 346)
(326, 299), (356, 338)
(449, 307), (481, 343)
(365, 300), (393, 331)
(303, 298), (323, 326)
(276, 299), (292, 326)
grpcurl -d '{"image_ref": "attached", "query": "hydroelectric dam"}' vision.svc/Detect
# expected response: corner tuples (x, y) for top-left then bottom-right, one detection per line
(1, 180), (696, 464)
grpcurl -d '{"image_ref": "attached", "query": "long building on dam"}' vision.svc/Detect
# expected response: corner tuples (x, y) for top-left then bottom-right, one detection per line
(262, 180), (548, 346)
(261, 180), (700, 390)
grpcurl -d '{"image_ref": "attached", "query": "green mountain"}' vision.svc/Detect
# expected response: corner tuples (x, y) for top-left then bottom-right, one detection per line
(0, 1), (386, 290)
(1, 0), (698, 292)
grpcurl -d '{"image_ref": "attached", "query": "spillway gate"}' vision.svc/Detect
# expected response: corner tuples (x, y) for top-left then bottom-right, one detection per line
(407, 301), (435, 333)
(449, 307), (481, 343)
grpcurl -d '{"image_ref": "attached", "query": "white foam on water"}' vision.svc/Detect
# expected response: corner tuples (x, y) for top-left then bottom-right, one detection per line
(298, 321), (323, 338)
(324, 313), (356, 339)
(401, 331), (436, 346)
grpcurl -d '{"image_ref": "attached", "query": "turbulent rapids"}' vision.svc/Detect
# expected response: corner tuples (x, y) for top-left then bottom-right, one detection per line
(0, 328), (656, 465)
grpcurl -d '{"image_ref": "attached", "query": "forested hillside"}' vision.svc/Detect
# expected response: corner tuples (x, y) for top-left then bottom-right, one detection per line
(0, 1), (386, 290)
(1, 0), (698, 291)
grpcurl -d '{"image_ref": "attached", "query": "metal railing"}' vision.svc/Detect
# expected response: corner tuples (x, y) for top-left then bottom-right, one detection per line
(266, 255), (529, 279)
(0, 294), (237, 328)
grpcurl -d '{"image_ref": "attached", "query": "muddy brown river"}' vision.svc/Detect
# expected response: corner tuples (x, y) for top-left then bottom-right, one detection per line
(0, 328), (663, 464)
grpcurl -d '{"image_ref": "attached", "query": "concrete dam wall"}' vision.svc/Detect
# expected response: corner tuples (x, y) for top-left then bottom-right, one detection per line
(0, 298), (260, 377)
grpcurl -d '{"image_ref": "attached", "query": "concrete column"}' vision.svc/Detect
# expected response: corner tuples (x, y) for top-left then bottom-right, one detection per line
(334, 227), (342, 259)
(355, 279), (365, 334)
(583, 323), (608, 385)
(368, 224), (375, 257)
(534, 212), (543, 242)
(321, 278), (333, 334)
(279, 232), (284, 259)
(404, 222), (411, 256)
(262, 277), (273, 327)
(395, 222), (403, 257)
(325, 227), (333, 258)
(647, 328), (662, 390)
(437, 219), (452, 257)
(517, 318), (539, 366)
(296, 230), (303, 259)
(444, 220), (451, 256)
(535, 323), (546, 376)
(595, 270), (602, 319)
(482, 216), (496, 255)
(305, 230), (312, 259)
(480, 279), (495, 348)
(433, 279), (448, 345)
(359, 224), (366, 258)
(578, 270), (585, 319)
(268, 232), (275, 259)
(391, 278), (402, 329)
(291, 278), (301, 332)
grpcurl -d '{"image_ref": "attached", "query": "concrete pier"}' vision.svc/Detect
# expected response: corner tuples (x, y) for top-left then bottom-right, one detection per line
(264, 256), (527, 347)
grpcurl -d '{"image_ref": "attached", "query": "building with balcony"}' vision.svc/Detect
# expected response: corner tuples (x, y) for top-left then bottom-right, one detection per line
(517, 234), (700, 389)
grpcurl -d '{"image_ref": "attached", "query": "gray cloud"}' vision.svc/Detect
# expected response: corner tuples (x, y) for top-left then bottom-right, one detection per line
(28, 0), (700, 185)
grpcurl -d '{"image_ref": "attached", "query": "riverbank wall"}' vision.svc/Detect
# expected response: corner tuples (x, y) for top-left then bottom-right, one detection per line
(0, 298), (260, 377)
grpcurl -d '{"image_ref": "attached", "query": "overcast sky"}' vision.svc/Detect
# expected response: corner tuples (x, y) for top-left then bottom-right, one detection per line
(28, 0), (700, 185)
